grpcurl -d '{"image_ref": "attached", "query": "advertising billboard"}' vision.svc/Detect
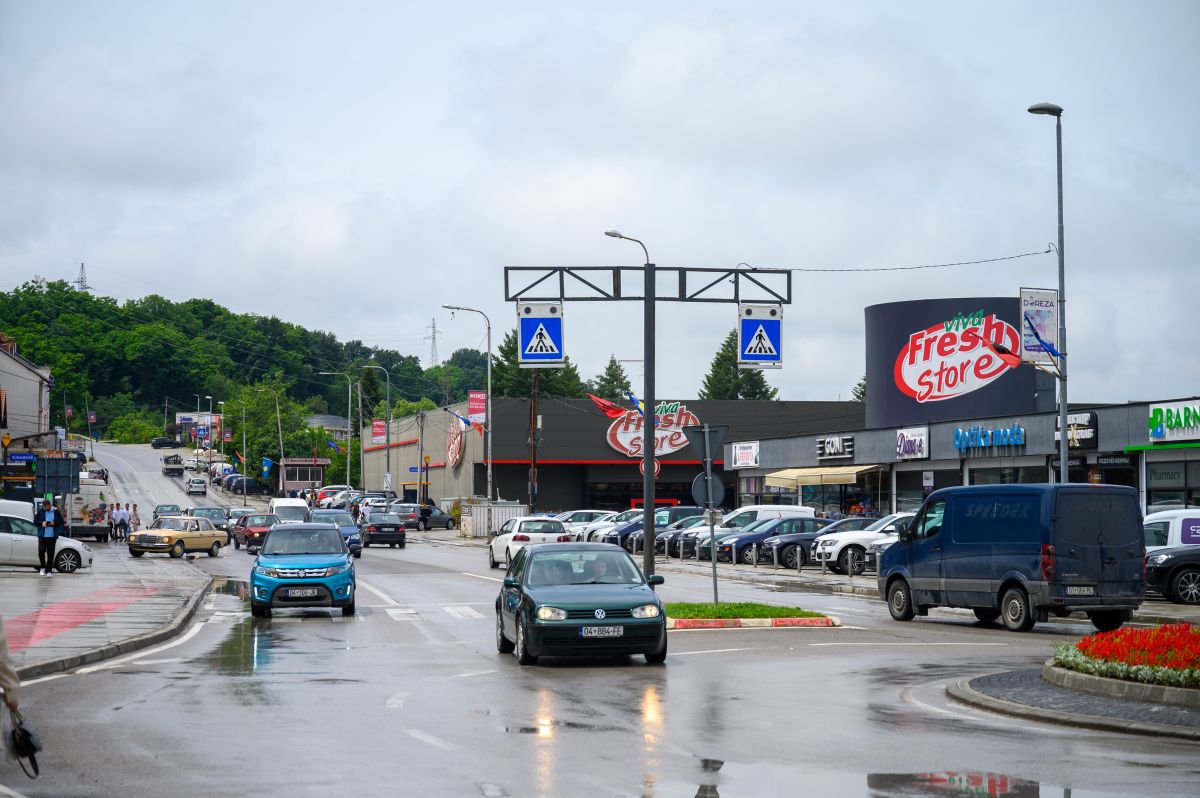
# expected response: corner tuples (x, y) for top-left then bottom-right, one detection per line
(865, 298), (1036, 428)
(1019, 287), (1059, 365)
(371, 419), (386, 445)
(467, 390), (487, 425)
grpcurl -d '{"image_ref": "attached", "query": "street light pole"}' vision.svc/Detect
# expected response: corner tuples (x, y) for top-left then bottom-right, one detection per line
(241, 402), (248, 508)
(217, 400), (225, 463)
(320, 372), (354, 496)
(606, 229), (656, 579)
(194, 394), (200, 446)
(1029, 101), (1069, 485)
(442, 304), (493, 534)
(362, 365), (391, 494)
(206, 395), (213, 457)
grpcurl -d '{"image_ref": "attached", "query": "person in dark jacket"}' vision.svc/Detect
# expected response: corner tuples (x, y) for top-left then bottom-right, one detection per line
(419, 501), (433, 529)
(33, 498), (65, 576)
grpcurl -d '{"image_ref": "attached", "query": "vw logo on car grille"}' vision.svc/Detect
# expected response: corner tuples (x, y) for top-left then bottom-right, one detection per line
(594, 609), (606, 620)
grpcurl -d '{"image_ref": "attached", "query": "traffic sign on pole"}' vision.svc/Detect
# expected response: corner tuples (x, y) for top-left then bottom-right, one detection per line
(738, 304), (783, 369)
(517, 303), (565, 369)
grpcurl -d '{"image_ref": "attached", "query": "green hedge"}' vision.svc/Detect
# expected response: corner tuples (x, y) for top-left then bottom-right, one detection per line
(665, 602), (825, 620)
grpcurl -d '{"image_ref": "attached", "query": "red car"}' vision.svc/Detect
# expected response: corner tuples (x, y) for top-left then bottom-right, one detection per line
(232, 513), (280, 552)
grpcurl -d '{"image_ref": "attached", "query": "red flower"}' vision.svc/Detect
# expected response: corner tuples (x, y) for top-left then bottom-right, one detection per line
(1076, 624), (1200, 670)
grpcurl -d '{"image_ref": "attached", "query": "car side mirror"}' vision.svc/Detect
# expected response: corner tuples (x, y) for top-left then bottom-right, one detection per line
(503, 576), (518, 588)
(898, 526), (913, 544)
(647, 574), (665, 586)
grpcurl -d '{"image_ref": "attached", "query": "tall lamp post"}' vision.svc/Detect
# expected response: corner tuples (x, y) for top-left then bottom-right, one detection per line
(320, 371), (354, 496)
(442, 304), (493, 534)
(605, 228), (657, 578)
(217, 400), (225, 464)
(205, 395), (213, 457)
(193, 394), (201, 446)
(362, 364), (392, 494)
(1028, 101), (1069, 485)
(240, 401), (248, 508)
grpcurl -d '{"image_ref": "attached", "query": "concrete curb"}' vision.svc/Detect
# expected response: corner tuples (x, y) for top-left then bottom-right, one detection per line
(667, 615), (840, 630)
(14, 568), (214, 681)
(1042, 659), (1200, 709)
(946, 676), (1200, 741)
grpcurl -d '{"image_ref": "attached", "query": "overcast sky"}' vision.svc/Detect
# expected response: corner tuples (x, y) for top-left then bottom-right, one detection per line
(2, 2), (1196, 405)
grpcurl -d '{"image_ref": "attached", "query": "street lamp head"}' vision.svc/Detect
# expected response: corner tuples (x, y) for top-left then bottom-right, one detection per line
(1028, 102), (1063, 117)
(205, 395), (212, 400)
(604, 229), (623, 239)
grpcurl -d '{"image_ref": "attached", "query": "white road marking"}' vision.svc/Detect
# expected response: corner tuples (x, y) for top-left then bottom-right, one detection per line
(126, 658), (183, 666)
(358, 580), (400, 606)
(444, 605), (485, 619)
(74, 621), (208, 674)
(203, 595), (217, 610)
(671, 648), (749, 656)
(386, 608), (420, 621)
(386, 691), (410, 709)
(809, 641), (1008, 647)
(460, 572), (502, 583)
(452, 669), (497, 678)
(405, 729), (456, 750)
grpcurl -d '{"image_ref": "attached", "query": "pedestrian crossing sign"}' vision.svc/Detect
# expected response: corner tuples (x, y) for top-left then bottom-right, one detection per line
(738, 304), (783, 369)
(517, 303), (566, 368)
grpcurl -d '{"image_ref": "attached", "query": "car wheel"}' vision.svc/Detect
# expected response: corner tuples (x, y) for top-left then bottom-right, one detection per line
(488, 547), (500, 569)
(887, 579), (915, 622)
(972, 608), (1000, 625)
(100, 532), (110, 543)
(1170, 567), (1200, 605)
(838, 546), (866, 576)
(446, 519), (456, 530)
(389, 542), (396, 548)
(341, 601), (356, 617)
(398, 540), (406, 549)
(505, 548), (513, 566)
(781, 545), (801, 570)
(208, 541), (221, 557)
(739, 546), (756, 565)
(515, 614), (538, 666)
(496, 611), (514, 653)
(645, 634), (668, 665)
(1000, 587), (1035, 632)
(251, 603), (270, 618)
(169, 541), (185, 559)
(55, 549), (81, 573)
(128, 548), (144, 558)
(353, 551), (362, 559)
(1087, 610), (1125, 632)
(417, 521), (427, 532)
(363, 538), (371, 548)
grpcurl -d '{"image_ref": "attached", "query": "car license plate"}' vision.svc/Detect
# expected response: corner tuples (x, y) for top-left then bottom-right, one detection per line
(580, 625), (624, 638)
(287, 588), (320, 598)
(1065, 585), (1095, 596)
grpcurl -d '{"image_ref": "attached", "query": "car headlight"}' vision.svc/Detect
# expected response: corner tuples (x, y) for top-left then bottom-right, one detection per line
(254, 566), (279, 577)
(632, 604), (660, 619)
(325, 563), (352, 576)
(536, 606), (567, 621)
(162, 537), (173, 544)
(1147, 553), (1172, 565)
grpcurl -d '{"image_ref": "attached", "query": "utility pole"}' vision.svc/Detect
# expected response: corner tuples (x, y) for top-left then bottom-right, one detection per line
(417, 409), (426, 504)
(356, 380), (364, 492)
(241, 403), (248, 508)
(163, 396), (168, 432)
(529, 372), (539, 512)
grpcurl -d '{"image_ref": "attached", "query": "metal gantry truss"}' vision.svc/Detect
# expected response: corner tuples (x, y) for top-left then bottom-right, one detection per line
(504, 265), (792, 305)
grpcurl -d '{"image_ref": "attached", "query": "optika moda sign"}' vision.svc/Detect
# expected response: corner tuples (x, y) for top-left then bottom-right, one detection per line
(895, 310), (1020, 403)
(607, 402), (700, 458)
(952, 422), (1025, 453)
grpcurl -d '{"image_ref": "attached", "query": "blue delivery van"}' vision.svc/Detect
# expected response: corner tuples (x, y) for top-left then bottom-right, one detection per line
(878, 484), (1144, 632)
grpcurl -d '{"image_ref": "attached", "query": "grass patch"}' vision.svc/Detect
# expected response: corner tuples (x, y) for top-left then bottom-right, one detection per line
(665, 602), (825, 620)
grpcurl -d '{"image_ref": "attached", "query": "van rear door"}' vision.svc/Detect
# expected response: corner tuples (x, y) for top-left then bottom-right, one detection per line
(1053, 488), (1143, 600)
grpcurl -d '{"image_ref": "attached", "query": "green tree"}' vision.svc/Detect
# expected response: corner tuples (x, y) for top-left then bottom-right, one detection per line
(697, 331), (779, 401)
(492, 329), (586, 398)
(850, 375), (867, 402)
(587, 355), (632, 402)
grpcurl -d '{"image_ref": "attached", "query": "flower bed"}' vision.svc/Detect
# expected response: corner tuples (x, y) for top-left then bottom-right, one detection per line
(1053, 624), (1200, 689)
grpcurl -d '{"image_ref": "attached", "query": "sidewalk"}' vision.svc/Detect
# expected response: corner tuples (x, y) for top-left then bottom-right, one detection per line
(2, 544), (211, 680)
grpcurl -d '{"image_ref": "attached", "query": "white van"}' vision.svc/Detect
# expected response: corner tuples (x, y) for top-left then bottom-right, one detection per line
(267, 497), (309, 524)
(720, 504), (815, 530)
(65, 478), (116, 541)
(1143, 510), (1200, 552)
(0, 499), (34, 522)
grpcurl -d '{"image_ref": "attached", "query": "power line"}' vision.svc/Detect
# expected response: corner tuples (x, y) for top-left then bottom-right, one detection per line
(739, 246), (1053, 274)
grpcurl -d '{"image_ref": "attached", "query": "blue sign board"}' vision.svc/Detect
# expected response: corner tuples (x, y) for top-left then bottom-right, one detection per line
(197, 425), (208, 438)
(8, 452), (36, 463)
(738, 304), (782, 368)
(517, 303), (565, 369)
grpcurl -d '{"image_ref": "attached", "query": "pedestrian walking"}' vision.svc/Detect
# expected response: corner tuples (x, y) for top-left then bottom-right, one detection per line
(0, 612), (19, 714)
(106, 503), (116, 541)
(118, 503), (131, 541)
(33, 498), (64, 576)
(419, 501), (433, 530)
(130, 503), (141, 533)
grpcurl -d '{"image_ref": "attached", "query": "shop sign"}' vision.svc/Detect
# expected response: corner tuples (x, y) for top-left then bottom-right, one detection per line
(895, 426), (929, 460)
(282, 457), (331, 466)
(952, 422), (1025, 453)
(446, 423), (464, 468)
(817, 435), (854, 460)
(1147, 464), (1184, 488)
(1055, 412), (1098, 450)
(731, 441), (760, 469)
(895, 311), (1020, 403)
(1019, 287), (1060, 365)
(467, 390), (487, 424)
(1148, 400), (1200, 443)
(1182, 519), (1200, 546)
(1096, 455), (1132, 468)
(372, 419), (386, 445)
(606, 401), (700, 459)
(1050, 457), (1085, 469)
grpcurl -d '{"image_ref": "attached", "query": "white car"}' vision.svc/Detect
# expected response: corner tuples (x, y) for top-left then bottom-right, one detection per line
(579, 509), (642, 542)
(1143, 510), (1200, 553)
(1, 514), (94, 573)
(186, 477), (208, 496)
(813, 512), (915, 574)
(488, 516), (570, 568)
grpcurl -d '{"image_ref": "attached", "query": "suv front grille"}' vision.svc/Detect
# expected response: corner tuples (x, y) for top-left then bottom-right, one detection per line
(275, 567), (328, 578)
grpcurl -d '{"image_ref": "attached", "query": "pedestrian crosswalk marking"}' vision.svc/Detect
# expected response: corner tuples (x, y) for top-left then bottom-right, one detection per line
(443, 605), (484, 619)
(743, 324), (777, 356)
(523, 323), (559, 355)
(387, 607), (420, 621)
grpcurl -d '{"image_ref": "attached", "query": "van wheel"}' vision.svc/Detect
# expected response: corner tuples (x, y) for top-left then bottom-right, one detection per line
(1087, 610), (1125, 632)
(972, 608), (1000, 625)
(1169, 567), (1200, 605)
(887, 579), (915, 622)
(1000, 587), (1035, 632)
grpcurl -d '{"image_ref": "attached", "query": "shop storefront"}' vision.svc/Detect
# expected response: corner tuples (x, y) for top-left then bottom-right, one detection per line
(1132, 399), (1200, 510)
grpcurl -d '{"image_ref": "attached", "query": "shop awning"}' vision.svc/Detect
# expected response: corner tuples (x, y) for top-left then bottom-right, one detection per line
(766, 464), (881, 488)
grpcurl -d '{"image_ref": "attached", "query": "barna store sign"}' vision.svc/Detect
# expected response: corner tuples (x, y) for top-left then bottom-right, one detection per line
(865, 298), (1035, 428)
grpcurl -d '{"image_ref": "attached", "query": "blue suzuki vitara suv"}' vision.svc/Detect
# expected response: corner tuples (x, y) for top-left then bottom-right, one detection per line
(251, 523), (356, 618)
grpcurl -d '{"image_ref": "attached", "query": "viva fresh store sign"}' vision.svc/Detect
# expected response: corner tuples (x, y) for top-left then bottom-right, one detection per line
(1149, 400), (1200, 443)
(895, 310), (1020, 403)
(952, 422), (1026, 453)
(607, 402), (699, 458)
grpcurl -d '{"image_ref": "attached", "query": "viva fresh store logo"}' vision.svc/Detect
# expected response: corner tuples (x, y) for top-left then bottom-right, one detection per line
(894, 310), (1020, 402)
(607, 402), (700, 458)
(953, 422), (1025, 453)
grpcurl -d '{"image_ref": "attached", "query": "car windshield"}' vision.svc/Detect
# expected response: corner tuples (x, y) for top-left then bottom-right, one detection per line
(192, 508), (223, 520)
(612, 510), (640, 522)
(372, 514), (401, 524)
(390, 504), (419, 514)
(155, 505), (180, 515)
(229, 509), (251, 519)
(246, 515), (278, 526)
(274, 506), (308, 522)
(262, 527), (345, 556)
(864, 514), (905, 532)
(315, 512), (354, 526)
(155, 518), (187, 531)
(526, 550), (643, 586)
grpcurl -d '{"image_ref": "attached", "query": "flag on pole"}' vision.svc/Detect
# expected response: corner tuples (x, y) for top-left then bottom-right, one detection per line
(1023, 313), (1062, 359)
(260, 457), (274, 480)
(625, 390), (657, 425)
(587, 393), (627, 419)
(235, 450), (246, 464)
(327, 439), (345, 455)
(963, 329), (1022, 369)
(445, 409), (484, 436)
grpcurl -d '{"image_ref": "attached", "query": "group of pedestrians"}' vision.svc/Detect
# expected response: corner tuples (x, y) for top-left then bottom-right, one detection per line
(107, 502), (140, 541)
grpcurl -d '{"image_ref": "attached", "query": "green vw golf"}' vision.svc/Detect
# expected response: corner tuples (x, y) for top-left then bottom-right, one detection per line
(496, 543), (667, 666)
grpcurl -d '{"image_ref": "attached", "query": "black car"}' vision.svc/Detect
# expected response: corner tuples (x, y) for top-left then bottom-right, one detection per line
(228, 475), (272, 495)
(653, 516), (709, 555)
(151, 503), (182, 526)
(718, 516), (835, 565)
(150, 436), (181, 449)
(1146, 545), (1200, 604)
(187, 506), (230, 541)
(760, 516), (873, 569)
(361, 513), (407, 548)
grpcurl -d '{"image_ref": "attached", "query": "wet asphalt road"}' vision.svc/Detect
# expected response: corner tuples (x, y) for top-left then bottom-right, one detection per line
(14, 445), (1198, 797)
